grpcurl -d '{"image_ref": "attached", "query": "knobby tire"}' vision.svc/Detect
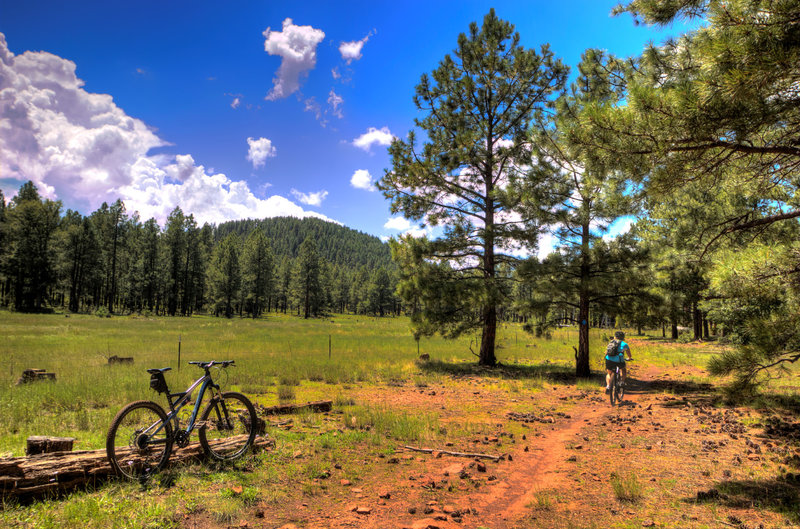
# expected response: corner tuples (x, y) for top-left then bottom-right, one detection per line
(198, 391), (257, 461)
(106, 400), (173, 481)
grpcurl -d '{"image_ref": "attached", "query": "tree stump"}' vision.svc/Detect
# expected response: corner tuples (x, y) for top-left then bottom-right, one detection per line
(26, 436), (75, 456)
(107, 356), (134, 364)
(16, 369), (56, 385)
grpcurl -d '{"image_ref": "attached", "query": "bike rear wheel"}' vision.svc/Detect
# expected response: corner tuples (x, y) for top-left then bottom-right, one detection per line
(617, 372), (626, 402)
(198, 391), (257, 461)
(609, 371), (618, 405)
(106, 400), (173, 480)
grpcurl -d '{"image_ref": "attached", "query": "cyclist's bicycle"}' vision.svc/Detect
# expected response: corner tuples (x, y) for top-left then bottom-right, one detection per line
(106, 360), (257, 481)
(609, 359), (633, 406)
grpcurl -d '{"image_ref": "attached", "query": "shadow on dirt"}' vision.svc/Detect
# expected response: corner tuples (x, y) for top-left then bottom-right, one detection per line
(690, 478), (800, 524)
(626, 377), (715, 396)
(416, 359), (594, 384)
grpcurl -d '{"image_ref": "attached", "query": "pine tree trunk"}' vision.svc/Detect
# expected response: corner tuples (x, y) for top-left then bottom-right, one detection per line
(478, 305), (497, 366)
(692, 301), (702, 341)
(575, 221), (591, 378)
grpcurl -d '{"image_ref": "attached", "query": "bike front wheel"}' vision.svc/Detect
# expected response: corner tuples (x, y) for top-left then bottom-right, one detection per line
(106, 400), (174, 480)
(198, 391), (257, 461)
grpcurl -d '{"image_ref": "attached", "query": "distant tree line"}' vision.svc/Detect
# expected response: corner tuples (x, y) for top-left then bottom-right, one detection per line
(0, 183), (400, 319)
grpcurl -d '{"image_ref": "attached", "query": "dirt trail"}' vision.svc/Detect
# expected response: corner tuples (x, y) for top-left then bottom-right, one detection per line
(469, 367), (651, 527)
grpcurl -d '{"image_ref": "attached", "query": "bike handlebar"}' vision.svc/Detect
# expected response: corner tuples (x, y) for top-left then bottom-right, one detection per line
(188, 360), (235, 369)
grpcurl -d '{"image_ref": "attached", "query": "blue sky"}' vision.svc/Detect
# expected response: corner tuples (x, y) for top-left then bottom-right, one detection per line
(0, 0), (692, 251)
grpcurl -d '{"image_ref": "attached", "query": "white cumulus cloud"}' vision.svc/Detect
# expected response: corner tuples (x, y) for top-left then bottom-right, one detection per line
(353, 126), (394, 151)
(0, 32), (335, 226)
(246, 137), (276, 169)
(263, 18), (325, 101)
(339, 31), (374, 64)
(350, 169), (374, 191)
(291, 189), (328, 207)
(383, 216), (431, 238)
(231, 97), (240, 109)
(384, 216), (411, 231)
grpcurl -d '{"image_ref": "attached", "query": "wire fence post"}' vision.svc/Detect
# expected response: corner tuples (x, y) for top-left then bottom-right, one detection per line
(178, 334), (181, 370)
(328, 334), (332, 359)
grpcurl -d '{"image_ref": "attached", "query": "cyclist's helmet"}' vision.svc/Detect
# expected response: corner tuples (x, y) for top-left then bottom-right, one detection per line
(614, 331), (625, 340)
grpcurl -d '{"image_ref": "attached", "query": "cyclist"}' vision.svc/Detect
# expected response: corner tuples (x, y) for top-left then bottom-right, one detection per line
(605, 331), (633, 394)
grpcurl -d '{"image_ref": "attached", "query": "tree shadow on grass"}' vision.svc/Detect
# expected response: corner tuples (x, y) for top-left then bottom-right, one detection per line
(690, 478), (800, 525)
(416, 359), (584, 384)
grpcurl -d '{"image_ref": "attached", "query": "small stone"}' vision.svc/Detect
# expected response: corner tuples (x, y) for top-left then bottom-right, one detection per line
(340, 479), (351, 486)
(293, 450), (303, 459)
(355, 506), (372, 515)
(408, 507), (417, 514)
(378, 490), (391, 499)
(476, 461), (487, 472)
(567, 455), (577, 462)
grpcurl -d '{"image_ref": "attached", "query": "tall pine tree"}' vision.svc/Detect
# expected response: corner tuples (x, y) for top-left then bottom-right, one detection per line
(379, 9), (567, 365)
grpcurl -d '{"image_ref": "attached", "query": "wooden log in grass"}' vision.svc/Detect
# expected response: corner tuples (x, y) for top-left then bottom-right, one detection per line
(26, 436), (75, 456)
(0, 435), (273, 499)
(255, 399), (333, 415)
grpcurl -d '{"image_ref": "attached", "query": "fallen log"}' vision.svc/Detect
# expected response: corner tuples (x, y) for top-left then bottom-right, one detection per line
(403, 445), (501, 462)
(0, 435), (273, 499)
(255, 400), (332, 415)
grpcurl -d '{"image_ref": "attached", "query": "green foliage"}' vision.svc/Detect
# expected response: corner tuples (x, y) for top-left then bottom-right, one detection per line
(709, 311), (800, 395)
(292, 236), (323, 318)
(206, 233), (242, 317)
(379, 9), (567, 365)
(241, 229), (274, 318)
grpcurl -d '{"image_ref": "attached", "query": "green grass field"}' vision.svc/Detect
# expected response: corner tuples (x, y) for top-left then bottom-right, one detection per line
(0, 311), (726, 457)
(2, 311), (799, 528)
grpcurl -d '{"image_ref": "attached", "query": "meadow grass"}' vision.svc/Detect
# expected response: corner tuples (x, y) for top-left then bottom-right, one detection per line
(0, 310), (720, 455)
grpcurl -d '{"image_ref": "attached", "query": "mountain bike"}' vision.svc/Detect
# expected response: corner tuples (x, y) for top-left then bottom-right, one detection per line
(609, 359), (633, 406)
(106, 360), (257, 481)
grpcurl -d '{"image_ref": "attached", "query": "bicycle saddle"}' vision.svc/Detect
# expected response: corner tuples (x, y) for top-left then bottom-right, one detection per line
(146, 367), (172, 374)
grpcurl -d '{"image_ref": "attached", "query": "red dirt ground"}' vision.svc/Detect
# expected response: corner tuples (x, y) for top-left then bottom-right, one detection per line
(181, 360), (800, 529)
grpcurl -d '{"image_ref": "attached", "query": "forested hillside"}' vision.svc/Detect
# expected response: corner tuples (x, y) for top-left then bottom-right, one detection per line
(0, 184), (399, 318)
(216, 217), (392, 270)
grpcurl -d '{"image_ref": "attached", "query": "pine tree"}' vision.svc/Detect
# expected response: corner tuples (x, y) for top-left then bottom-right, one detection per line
(4, 182), (62, 311)
(292, 236), (322, 319)
(379, 9), (567, 365)
(241, 229), (274, 318)
(163, 207), (186, 316)
(207, 233), (242, 317)
(520, 50), (641, 376)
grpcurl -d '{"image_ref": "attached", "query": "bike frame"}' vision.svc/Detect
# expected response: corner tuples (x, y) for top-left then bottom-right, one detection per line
(142, 371), (221, 441)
